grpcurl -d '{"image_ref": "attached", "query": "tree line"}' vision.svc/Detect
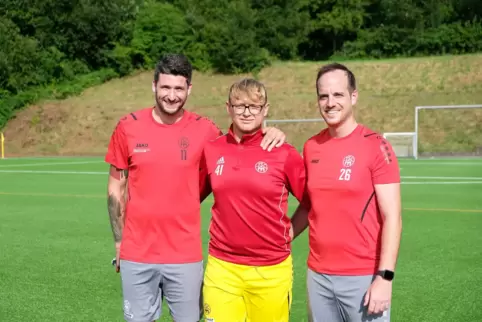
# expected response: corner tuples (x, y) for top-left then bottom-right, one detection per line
(0, 0), (481, 128)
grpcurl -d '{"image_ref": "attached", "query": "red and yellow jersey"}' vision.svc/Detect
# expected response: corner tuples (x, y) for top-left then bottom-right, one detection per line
(304, 124), (400, 275)
(202, 126), (306, 266)
(105, 108), (222, 264)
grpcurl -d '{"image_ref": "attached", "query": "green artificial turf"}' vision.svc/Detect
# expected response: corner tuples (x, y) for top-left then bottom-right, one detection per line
(0, 157), (481, 321)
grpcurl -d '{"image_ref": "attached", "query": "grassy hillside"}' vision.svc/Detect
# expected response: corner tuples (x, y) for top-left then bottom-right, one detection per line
(3, 54), (482, 157)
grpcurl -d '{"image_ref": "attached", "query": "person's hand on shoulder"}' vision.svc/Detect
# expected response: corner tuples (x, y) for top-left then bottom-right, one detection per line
(261, 127), (286, 151)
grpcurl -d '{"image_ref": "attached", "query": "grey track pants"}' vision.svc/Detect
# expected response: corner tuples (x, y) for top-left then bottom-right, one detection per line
(307, 269), (390, 322)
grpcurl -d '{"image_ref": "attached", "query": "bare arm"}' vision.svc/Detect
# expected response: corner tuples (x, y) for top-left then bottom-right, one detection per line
(364, 137), (402, 314)
(283, 147), (310, 240)
(364, 182), (402, 314)
(199, 150), (212, 203)
(290, 204), (309, 239)
(375, 183), (402, 271)
(107, 165), (128, 243)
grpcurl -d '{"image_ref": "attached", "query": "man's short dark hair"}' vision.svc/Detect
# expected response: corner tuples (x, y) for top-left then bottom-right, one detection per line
(316, 63), (356, 94)
(154, 53), (192, 85)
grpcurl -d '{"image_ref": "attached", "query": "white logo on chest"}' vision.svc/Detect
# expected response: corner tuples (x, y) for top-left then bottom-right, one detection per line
(215, 157), (225, 176)
(339, 155), (355, 181)
(342, 155), (356, 168)
(255, 161), (268, 173)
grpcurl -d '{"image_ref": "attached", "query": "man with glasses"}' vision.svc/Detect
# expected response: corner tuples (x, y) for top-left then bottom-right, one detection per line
(199, 78), (309, 322)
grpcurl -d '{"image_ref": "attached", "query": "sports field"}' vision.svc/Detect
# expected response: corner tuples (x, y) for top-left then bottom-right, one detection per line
(0, 157), (481, 322)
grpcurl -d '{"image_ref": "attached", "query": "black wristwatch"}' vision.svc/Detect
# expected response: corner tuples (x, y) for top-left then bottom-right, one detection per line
(377, 270), (395, 281)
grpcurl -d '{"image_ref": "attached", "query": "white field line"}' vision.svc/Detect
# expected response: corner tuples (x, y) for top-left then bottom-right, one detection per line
(0, 156), (102, 160)
(0, 170), (105, 174)
(0, 161), (103, 168)
(1, 170), (482, 185)
(402, 181), (482, 185)
(401, 176), (482, 180)
(398, 162), (482, 166)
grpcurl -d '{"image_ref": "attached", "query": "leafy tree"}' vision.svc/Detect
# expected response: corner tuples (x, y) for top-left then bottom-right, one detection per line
(300, 0), (369, 60)
(251, 0), (311, 60)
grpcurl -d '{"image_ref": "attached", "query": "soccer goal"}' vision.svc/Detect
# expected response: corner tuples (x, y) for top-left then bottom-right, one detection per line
(382, 132), (416, 159)
(414, 104), (482, 159)
(264, 104), (482, 159)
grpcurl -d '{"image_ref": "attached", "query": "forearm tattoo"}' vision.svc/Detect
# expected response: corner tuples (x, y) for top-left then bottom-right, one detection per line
(108, 194), (123, 242)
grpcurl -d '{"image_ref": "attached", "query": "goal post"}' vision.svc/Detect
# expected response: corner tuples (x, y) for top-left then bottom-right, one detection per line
(382, 132), (416, 159)
(263, 118), (324, 127)
(263, 119), (418, 159)
(263, 104), (482, 159)
(0, 132), (4, 159)
(414, 104), (482, 159)
(263, 119), (418, 158)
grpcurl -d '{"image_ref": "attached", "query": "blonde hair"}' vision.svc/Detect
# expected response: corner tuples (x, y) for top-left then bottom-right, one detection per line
(228, 78), (268, 105)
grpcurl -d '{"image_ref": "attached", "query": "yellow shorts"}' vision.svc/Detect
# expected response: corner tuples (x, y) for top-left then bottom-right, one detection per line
(202, 254), (293, 322)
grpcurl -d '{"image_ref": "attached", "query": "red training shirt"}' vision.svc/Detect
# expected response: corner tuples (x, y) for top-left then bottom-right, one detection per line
(105, 108), (222, 264)
(202, 126), (307, 266)
(304, 124), (400, 275)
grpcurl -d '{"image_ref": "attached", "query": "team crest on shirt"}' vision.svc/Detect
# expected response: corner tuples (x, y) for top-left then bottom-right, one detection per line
(342, 155), (356, 168)
(255, 161), (268, 173)
(178, 137), (190, 149)
(179, 136), (190, 160)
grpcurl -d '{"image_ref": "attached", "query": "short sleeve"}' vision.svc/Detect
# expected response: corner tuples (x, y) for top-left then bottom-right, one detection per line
(371, 137), (401, 184)
(206, 119), (223, 141)
(105, 121), (129, 169)
(300, 143), (312, 209)
(199, 149), (212, 202)
(284, 146), (308, 206)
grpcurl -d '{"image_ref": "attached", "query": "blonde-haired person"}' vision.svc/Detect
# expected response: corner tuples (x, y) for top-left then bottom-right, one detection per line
(199, 78), (310, 322)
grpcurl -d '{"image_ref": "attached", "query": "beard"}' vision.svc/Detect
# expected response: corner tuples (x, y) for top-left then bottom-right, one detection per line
(155, 92), (186, 116)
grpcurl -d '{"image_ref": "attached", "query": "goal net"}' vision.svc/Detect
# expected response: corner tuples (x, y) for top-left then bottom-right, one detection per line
(264, 103), (482, 160)
(382, 132), (416, 159)
(415, 105), (482, 159)
(264, 119), (418, 158)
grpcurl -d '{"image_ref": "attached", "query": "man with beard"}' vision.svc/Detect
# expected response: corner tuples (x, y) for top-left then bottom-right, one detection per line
(104, 54), (287, 322)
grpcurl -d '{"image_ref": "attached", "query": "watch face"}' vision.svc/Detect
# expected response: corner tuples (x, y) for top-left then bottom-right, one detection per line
(382, 270), (394, 280)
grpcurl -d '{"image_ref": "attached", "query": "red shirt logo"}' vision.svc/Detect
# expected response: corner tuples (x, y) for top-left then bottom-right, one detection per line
(178, 137), (190, 149)
(342, 155), (356, 168)
(255, 161), (268, 173)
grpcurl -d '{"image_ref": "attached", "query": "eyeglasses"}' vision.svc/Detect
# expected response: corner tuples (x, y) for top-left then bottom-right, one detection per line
(230, 104), (265, 115)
